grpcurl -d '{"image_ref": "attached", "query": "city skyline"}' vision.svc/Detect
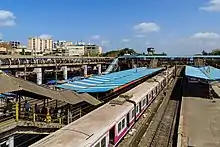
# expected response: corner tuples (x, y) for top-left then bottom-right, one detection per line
(1, 0), (220, 55)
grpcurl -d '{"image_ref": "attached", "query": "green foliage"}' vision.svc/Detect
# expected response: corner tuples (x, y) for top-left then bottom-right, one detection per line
(101, 48), (137, 57)
(200, 49), (220, 55)
(118, 48), (136, 56)
(100, 50), (119, 57)
(210, 49), (220, 55)
(101, 48), (168, 57)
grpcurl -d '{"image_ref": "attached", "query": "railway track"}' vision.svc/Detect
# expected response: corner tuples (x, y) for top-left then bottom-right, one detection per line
(146, 88), (180, 147)
(118, 67), (182, 147)
(137, 73), (182, 147)
(118, 73), (177, 147)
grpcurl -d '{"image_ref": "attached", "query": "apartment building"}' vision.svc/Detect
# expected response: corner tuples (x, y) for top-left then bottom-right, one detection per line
(64, 45), (84, 56)
(84, 44), (102, 56)
(28, 37), (53, 55)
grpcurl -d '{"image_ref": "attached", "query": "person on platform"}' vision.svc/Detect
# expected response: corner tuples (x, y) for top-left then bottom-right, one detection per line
(4, 99), (12, 115)
(24, 100), (30, 119)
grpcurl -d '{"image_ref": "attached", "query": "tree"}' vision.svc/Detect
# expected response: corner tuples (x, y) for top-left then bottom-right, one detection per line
(101, 48), (137, 57)
(210, 49), (220, 55)
(119, 48), (136, 56)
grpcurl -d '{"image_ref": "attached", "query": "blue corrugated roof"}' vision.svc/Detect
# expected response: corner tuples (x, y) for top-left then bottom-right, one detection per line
(57, 67), (162, 93)
(0, 92), (16, 98)
(200, 66), (220, 80)
(185, 66), (220, 80)
(185, 66), (210, 80)
(0, 94), (6, 98)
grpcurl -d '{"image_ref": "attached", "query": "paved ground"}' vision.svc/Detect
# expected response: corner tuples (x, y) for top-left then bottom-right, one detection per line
(182, 83), (220, 147)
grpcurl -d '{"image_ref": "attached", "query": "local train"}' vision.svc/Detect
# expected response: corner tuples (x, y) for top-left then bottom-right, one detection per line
(30, 67), (176, 147)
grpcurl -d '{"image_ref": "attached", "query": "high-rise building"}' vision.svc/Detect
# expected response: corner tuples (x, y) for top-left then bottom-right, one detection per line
(28, 37), (53, 55)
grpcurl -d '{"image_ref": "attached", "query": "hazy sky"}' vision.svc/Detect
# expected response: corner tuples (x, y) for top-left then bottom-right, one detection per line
(1, 0), (220, 55)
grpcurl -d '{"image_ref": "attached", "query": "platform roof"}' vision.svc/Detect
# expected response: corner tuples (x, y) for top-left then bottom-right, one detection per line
(185, 66), (220, 81)
(0, 71), (101, 105)
(57, 67), (162, 93)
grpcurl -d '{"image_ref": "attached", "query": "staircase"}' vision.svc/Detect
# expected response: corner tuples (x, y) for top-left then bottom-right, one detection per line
(103, 58), (119, 74)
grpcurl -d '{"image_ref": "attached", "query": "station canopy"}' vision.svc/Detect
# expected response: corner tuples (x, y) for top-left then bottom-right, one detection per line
(57, 67), (162, 93)
(0, 70), (101, 105)
(185, 66), (220, 81)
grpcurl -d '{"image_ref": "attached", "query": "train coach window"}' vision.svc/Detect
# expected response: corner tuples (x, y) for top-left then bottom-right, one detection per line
(94, 142), (100, 147)
(118, 122), (122, 133)
(143, 99), (146, 107)
(136, 105), (139, 113)
(101, 137), (106, 147)
(122, 119), (125, 129)
(131, 109), (135, 118)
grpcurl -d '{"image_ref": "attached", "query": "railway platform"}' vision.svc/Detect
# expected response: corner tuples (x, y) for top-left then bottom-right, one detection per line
(178, 65), (220, 147)
(178, 92), (220, 147)
(179, 97), (220, 147)
(178, 83), (220, 147)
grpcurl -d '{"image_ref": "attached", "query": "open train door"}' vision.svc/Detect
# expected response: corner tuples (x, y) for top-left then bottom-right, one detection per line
(126, 113), (130, 127)
(109, 126), (115, 146)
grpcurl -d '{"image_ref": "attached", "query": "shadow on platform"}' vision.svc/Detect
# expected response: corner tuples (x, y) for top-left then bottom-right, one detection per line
(183, 82), (220, 99)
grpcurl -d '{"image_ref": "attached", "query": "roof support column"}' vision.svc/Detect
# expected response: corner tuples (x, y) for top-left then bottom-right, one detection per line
(35, 67), (42, 85)
(97, 64), (102, 75)
(8, 136), (14, 147)
(83, 65), (87, 77)
(67, 104), (72, 124)
(24, 65), (27, 80)
(62, 66), (68, 80)
(15, 71), (18, 78)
